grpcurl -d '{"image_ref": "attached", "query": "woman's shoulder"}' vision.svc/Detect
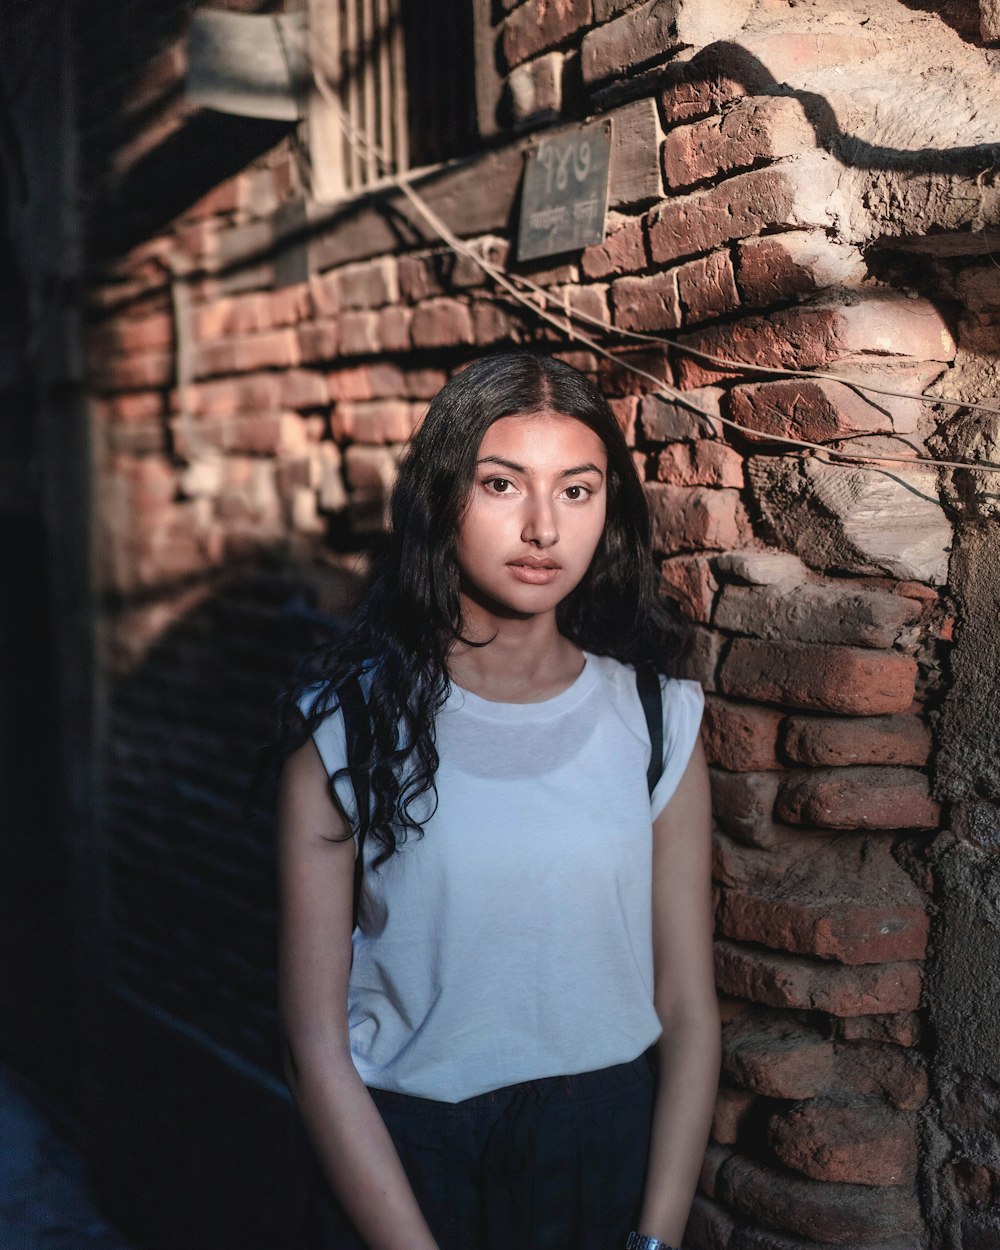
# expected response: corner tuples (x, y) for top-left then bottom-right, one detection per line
(585, 652), (703, 701)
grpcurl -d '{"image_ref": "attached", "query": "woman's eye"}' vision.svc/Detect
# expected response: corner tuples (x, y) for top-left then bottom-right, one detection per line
(563, 484), (589, 501)
(486, 477), (512, 493)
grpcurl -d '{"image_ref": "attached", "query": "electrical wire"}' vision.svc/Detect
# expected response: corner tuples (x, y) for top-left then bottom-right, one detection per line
(293, 20), (1000, 477)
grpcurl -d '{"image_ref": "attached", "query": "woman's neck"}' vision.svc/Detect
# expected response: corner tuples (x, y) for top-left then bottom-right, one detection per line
(446, 607), (585, 704)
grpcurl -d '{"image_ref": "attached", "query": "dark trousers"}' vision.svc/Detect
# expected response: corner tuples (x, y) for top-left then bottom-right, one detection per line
(301, 1054), (655, 1250)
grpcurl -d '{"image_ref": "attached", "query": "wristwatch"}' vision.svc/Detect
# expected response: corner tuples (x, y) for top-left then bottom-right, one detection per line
(625, 1235), (680, 1250)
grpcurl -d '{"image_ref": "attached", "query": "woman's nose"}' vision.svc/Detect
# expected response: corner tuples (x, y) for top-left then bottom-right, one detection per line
(521, 497), (558, 547)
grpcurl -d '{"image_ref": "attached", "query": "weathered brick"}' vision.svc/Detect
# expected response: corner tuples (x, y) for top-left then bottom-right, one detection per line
(659, 57), (745, 126)
(404, 367), (448, 400)
(611, 271), (681, 332)
(677, 294), (957, 389)
(785, 714), (932, 767)
(675, 251), (740, 325)
(669, 624), (724, 690)
(734, 233), (866, 306)
(339, 310), (381, 357)
(659, 554), (718, 622)
(608, 396), (638, 446)
(646, 484), (749, 552)
(719, 639), (918, 715)
(331, 400), (418, 444)
(663, 96), (816, 189)
(91, 352), (173, 392)
(713, 550), (811, 586)
(581, 0), (680, 85)
(471, 299), (525, 345)
(685, 1195), (739, 1250)
(196, 329), (301, 377)
(335, 257), (399, 309)
(769, 1100), (918, 1186)
(775, 767), (940, 830)
(714, 941), (923, 1016)
(647, 156), (840, 265)
(598, 346), (672, 395)
(709, 770), (782, 845)
(712, 1086), (756, 1145)
(546, 284), (610, 331)
(657, 440), (743, 488)
(410, 298), (476, 349)
(344, 444), (403, 492)
(718, 1153), (922, 1244)
(726, 377), (901, 444)
(714, 583), (920, 648)
(722, 1009), (834, 1099)
(508, 51), (563, 126)
(90, 312), (173, 356)
(503, 0), (592, 69)
(838, 1013), (921, 1048)
(717, 890), (929, 965)
(608, 97), (664, 208)
(580, 214), (647, 279)
(702, 697), (782, 771)
(833, 1042), (929, 1111)
(640, 387), (723, 441)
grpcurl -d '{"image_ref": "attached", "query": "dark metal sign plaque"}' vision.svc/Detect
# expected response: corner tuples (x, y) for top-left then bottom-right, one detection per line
(517, 119), (612, 262)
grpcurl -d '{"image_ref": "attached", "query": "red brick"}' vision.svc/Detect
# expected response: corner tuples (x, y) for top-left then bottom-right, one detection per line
(785, 715), (932, 767)
(187, 373), (282, 416)
(647, 157), (839, 265)
(714, 583), (920, 648)
(670, 624), (724, 690)
(331, 400), (418, 444)
(838, 1013), (921, 1048)
(403, 367), (448, 400)
(335, 257), (398, 309)
(775, 767), (940, 830)
(717, 890), (929, 965)
(195, 330), (300, 377)
(508, 51), (563, 125)
(297, 320), (340, 363)
(677, 295), (957, 389)
(581, 0), (680, 85)
(717, 1153), (922, 1244)
(685, 1196), (739, 1250)
(640, 388), (723, 441)
(663, 97), (816, 190)
(266, 285), (313, 327)
(702, 697), (782, 771)
(726, 377), (902, 445)
(339, 310), (381, 357)
(659, 555), (719, 623)
(608, 396), (638, 446)
(471, 299), (525, 345)
(769, 1100), (918, 1186)
(597, 346), (672, 396)
(105, 391), (167, 423)
(833, 1042), (929, 1111)
(657, 440), (743, 488)
(714, 941), (923, 1016)
(547, 284), (609, 331)
(712, 1086), (756, 1146)
(676, 252), (740, 325)
(646, 484), (749, 552)
(278, 369), (330, 410)
(90, 312), (173, 356)
(170, 413), (287, 457)
(310, 276), (340, 321)
(410, 298), (476, 349)
(90, 352), (173, 392)
(709, 770), (782, 846)
(719, 639), (918, 715)
(659, 58), (746, 126)
(581, 215), (647, 279)
(734, 234), (866, 307)
(611, 271), (680, 332)
(503, 0), (592, 68)
(378, 306), (413, 352)
(722, 1010), (834, 1098)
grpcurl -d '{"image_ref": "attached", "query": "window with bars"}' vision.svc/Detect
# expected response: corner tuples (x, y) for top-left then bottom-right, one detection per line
(307, 0), (477, 200)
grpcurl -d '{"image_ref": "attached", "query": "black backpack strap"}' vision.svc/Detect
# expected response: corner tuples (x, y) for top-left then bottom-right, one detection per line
(636, 665), (663, 798)
(337, 676), (372, 927)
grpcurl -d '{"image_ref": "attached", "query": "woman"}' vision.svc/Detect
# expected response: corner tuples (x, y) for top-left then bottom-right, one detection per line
(276, 352), (719, 1250)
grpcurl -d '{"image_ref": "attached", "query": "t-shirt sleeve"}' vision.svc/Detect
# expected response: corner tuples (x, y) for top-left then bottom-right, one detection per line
(297, 686), (359, 828)
(650, 677), (705, 821)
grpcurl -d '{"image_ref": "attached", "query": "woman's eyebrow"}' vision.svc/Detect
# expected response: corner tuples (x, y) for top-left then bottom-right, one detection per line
(476, 455), (605, 479)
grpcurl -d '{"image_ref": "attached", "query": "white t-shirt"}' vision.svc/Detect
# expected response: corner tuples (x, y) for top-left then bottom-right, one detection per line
(305, 652), (704, 1103)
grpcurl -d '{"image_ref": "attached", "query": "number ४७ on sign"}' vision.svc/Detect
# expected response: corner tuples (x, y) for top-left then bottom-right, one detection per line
(536, 137), (593, 195)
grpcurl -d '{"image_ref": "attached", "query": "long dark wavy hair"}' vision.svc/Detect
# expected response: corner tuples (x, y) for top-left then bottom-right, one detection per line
(275, 351), (668, 862)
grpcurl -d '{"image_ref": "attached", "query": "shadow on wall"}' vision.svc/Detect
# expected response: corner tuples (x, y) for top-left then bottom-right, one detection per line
(94, 562), (358, 1250)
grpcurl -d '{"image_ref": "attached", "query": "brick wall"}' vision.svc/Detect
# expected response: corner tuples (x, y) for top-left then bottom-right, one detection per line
(78, 0), (1000, 1246)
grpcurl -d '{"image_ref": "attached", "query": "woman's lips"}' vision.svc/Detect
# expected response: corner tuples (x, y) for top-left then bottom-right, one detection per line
(508, 561), (560, 584)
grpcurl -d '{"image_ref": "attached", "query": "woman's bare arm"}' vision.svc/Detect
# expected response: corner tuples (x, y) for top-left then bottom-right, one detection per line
(277, 740), (440, 1250)
(636, 737), (721, 1246)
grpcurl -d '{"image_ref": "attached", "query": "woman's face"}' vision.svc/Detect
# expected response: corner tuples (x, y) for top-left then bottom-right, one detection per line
(455, 410), (608, 621)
